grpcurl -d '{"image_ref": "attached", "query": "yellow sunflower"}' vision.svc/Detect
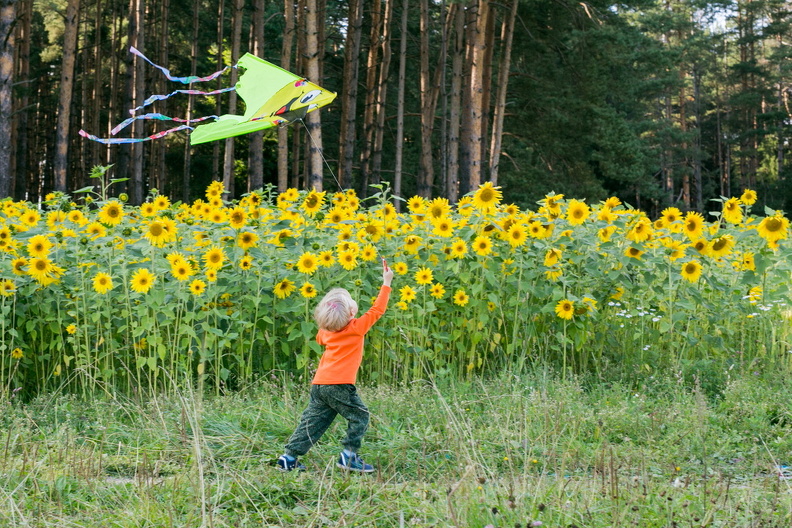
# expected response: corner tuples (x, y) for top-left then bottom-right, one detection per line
(472, 182), (502, 210)
(92, 272), (113, 294)
(453, 289), (469, 307)
(11, 347), (23, 359)
(301, 190), (326, 216)
(27, 234), (53, 258)
(143, 219), (170, 247)
(228, 206), (248, 228)
(554, 299), (574, 320)
(360, 244), (378, 262)
(403, 235), (422, 254)
(171, 261), (196, 281)
(680, 260), (703, 283)
(0, 279), (16, 297)
(399, 285), (417, 303)
(431, 217), (455, 238)
(98, 201), (124, 226)
(203, 246), (226, 270)
(392, 261), (408, 275)
(624, 246), (644, 260)
(84, 222), (107, 239)
(708, 234), (735, 258)
(756, 214), (789, 244)
(506, 223), (528, 247)
(189, 279), (207, 296)
(544, 248), (562, 267)
(472, 235), (492, 256)
(430, 282), (445, 299)
(528, 221), (547, 239)
(721, 198), (743, 225)
(19, 209), (41, 227)
(239, 255), (254, 271)
(11, 257), (27, 275)
(415, 267), (433, 285)
(140, 202), (157, 217)
(683, 211), (705, 241)
(449, 239), (468, 259)
(407, 196), (427, 213)
(318, 250), (335, 267)
(427, 197), (451, 220)
(598, 225), (617, 243)
(740, 189), (757, 206)
(297, 252), (319, 274)
(739, 252), (755, 271)
(300, 282), (318, 298)
(237, 231), (259, 250)
(626, 217), (653, 243)
(130, 268), (156, 294)
(566, 199), (590, 226)
(274, 278), (296, 299)
(338, 250), (358, 271)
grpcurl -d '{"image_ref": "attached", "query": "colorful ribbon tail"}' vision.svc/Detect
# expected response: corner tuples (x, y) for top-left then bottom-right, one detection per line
(79, 125), (194, 145)
(130, 46), (232, 85)
(110, 113), (219, 136)
(130, 86), (236, 115)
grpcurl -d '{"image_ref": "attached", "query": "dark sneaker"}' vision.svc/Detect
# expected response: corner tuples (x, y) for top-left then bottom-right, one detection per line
(277, 455), (306, 472)
(337, 452), (375, 473)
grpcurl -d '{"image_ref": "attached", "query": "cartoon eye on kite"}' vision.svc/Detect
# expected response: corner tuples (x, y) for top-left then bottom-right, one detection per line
(79, 48), (336, 146)
(299, 90), (322, 105)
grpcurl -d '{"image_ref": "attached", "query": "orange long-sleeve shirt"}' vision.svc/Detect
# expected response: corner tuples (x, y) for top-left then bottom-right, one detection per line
(312, 285), (391, 385)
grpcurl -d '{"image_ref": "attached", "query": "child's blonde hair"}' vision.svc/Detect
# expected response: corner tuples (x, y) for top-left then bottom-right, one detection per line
(314, 288), (358, 332)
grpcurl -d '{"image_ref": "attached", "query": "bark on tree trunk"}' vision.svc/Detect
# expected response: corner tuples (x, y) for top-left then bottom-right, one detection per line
(248, 0), (266, 192)
(222, 0), (244, 200)
(466, 0), (489, 192)
(304, 0), (325, 191)
(446, 3), (464, 203)
(183, 0), (199, 202)
(278, 0), (295, 192)
(371, 0), (394, 186)
(394, 0), (408, 207)
(130, 0), (145, 204)
(417, 0), (433, 197)
(338, 0), (362, 189)
(359, 0), (382, 195)
(13, 0), (31, 200)
(488, 0), (516, 186)
(0, 0), (14, 198)
(54, 0), (80, 193)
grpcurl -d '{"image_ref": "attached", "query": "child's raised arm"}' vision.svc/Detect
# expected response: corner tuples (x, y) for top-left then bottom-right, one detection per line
(381, 257), (394, 287)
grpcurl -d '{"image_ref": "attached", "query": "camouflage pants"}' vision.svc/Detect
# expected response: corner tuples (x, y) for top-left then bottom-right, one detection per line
(285, 384), (370, 457)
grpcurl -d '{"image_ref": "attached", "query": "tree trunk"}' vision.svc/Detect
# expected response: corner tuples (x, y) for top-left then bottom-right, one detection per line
(278, 0), (295, 192)
(129, 0), (145, 204)
(222, 0), (244, 200)
(394, 0), (408, 206)
(212, 0), (225, 185)
(304, 0), (325, 191)
(338, 0), (362, 189)
(13, 0), (32, 200)
(248, 0), (266, 192)
(0, 0), (14, 198)
(371, 0), (394, 185)
(417, 0), (433, 197)
(488, 0), (516, 186)
(446, 3), (464, 203)
(54, 0), (80, 193)
(466, 0), (489, 192)
(359, 0), (382, 195)
(183, 0), (199, 203)
(155, 0), (169, 196)
(458, 3), (476, 197)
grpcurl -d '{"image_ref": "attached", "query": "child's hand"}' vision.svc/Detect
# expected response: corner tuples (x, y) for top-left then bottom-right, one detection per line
(382, 257), (394, 287)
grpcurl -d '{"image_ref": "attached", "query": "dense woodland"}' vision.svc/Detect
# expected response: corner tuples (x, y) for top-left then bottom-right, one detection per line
(0, 0), (789, 216)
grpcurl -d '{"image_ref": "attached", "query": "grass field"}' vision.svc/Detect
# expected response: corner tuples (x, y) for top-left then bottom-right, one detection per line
(2, 370), (791, 527)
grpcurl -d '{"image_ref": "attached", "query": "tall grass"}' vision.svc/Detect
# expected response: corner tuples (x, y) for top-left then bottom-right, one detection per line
(1, 371), (791, 527)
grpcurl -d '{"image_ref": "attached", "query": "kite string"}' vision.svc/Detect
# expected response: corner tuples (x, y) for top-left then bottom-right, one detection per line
(299, 118), (344, 193)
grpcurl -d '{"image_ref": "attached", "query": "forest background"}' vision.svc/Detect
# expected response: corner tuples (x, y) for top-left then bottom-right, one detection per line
(0, 0), (789, 216)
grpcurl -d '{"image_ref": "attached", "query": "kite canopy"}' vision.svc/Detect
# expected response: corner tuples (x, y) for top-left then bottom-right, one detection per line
(189, 54), (336, 145)
(79, 49), (336, 146)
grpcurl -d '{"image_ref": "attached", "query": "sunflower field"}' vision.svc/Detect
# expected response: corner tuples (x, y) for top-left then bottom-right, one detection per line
(2, 168), (792, 396)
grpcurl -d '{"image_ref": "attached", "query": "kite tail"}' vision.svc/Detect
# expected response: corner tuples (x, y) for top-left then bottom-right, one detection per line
(81, 47), (236, 144)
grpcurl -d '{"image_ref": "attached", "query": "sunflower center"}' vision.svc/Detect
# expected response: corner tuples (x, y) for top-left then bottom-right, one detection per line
(766, 218), (782, 232)
(149, 223), (164, 237)
(712, 238), (728, 251)
(480, 189), (494, 203)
